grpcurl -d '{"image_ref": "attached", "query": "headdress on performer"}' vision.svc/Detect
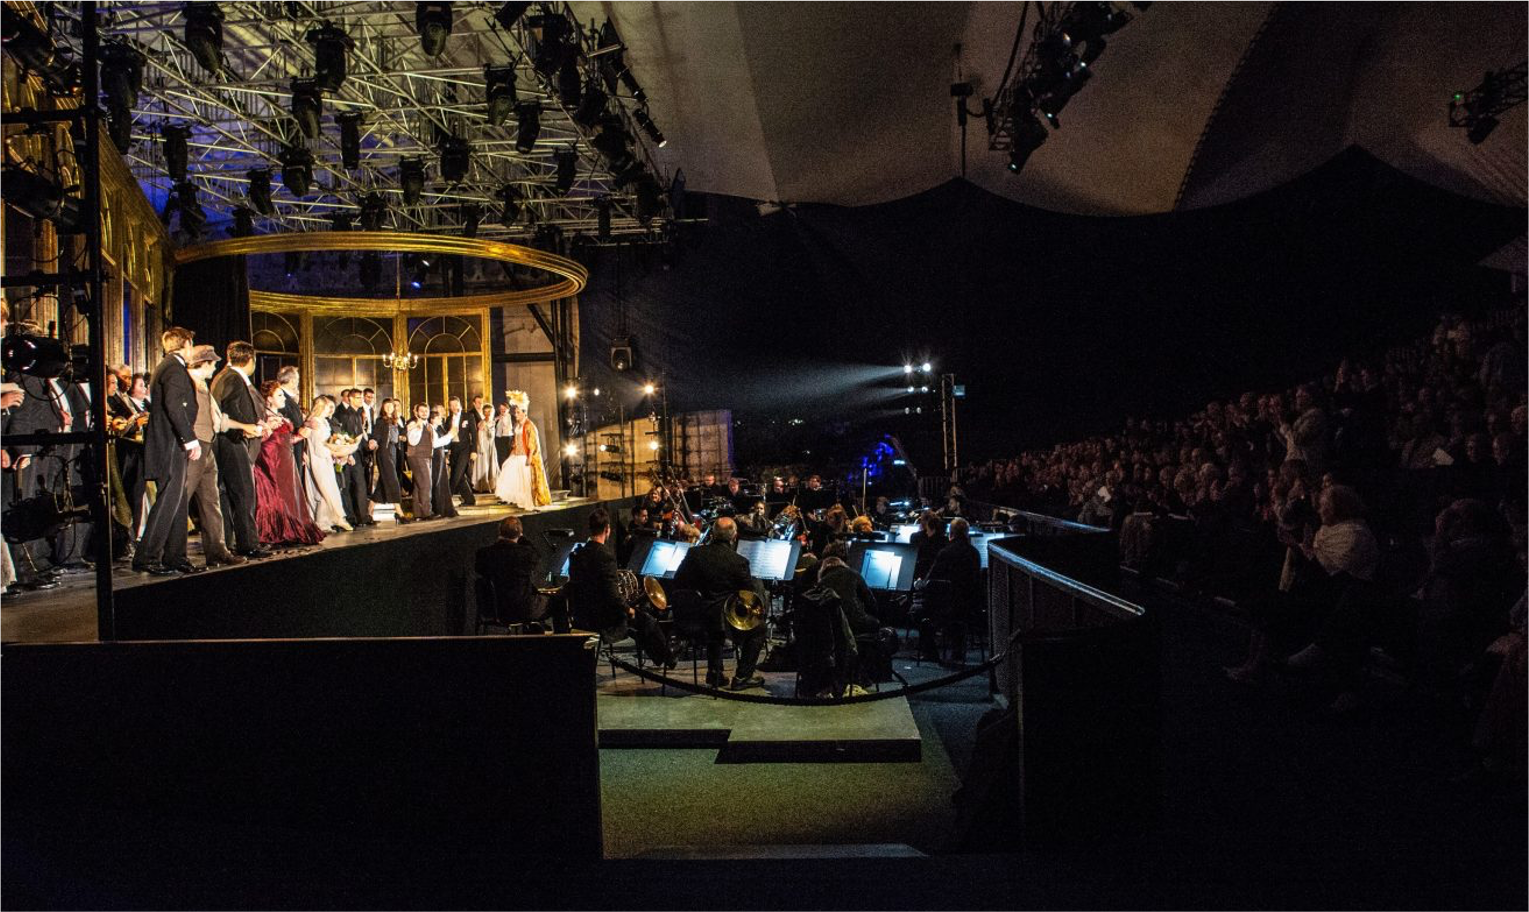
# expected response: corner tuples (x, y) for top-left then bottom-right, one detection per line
(506, 389), (530, 409)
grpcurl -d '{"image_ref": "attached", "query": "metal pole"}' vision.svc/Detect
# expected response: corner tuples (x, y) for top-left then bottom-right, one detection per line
(82, 2), (116, 641)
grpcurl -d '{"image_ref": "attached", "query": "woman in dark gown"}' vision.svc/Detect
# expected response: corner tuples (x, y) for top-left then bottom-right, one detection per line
(370, 397), (404, 511)
(253, 381), (326, 547)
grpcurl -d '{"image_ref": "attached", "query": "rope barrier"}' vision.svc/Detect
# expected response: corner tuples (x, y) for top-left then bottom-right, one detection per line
(601, 628), (1020, 706)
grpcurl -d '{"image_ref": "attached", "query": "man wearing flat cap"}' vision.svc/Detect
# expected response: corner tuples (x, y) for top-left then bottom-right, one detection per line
(182, 344), (245, 569)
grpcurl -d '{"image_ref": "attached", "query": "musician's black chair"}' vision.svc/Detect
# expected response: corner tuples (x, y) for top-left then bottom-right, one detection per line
(474, 575), (549, 635)
(791, 585), (855, 698)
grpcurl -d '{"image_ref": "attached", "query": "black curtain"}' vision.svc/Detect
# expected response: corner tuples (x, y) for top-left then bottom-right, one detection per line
(170, 255), (250, 354)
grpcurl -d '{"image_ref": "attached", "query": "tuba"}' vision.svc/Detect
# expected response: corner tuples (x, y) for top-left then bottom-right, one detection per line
(722, 588), (766, 631)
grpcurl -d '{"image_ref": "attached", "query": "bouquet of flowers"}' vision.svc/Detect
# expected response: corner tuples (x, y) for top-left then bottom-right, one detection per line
(329, 431), (357, 471)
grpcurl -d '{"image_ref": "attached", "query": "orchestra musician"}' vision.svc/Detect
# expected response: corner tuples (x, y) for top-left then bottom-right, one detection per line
(568, 508), (675, 668)
(809, 503), (851, 556)
(672, 516), (768, 690)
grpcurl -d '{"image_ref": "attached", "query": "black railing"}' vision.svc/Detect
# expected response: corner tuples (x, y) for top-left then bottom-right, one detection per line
(983, 535), (1159, 844)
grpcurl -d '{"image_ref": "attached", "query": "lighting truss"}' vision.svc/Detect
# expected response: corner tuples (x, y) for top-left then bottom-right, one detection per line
(986, 2), (1142, 156)
(55, 2), (688, 240)
(1448, 62), (1527, 145)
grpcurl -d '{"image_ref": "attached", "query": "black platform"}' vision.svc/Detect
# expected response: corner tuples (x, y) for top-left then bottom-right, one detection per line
(100, 499), (611, 641)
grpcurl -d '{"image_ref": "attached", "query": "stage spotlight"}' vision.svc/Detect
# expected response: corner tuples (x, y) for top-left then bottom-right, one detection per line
(632, 107), (666, 148)
(1, 166), (82, 232)
(573, 79), (608, 128)
(907, 386), (915, 394)
(484, 65), (517, 125)
(564, 385), (579, 400)
(903, 363), (914, 374)
(337, 112), (363, 169)
(591, 114), (635, 171)
(515, 101), (541, 153)
(414, 2), (453, 57)
(162, 124), (189, 181)
(920, 385), (929, 393)
(920, 361), (932, 373)
(246, 168), (273, 214)
(459, 203), (481, 238)
(554, 147), (577, 195)
(557, 56), (582, 108)
(610, 337), (634, 372)
(290, 77), (323, 140)
(399, 157), (425, 205)
(359, 192), (387, 230)
(634, 175), (662, 225)
(494, 2), (532, 30)
(280, 144), (314, 197)
(563, 442), (578, 457)
(2, 5), (78, 95)
(1037, 62), (1092, 126)
(595, 196), (611, 240)
(642, 382), (656, 396)
(306, 20), (353, 92)
(100, 41), (145, 112)
(329, 209), (353, 231)
(596, 22), (645, 103)
(530, 12), (573, 79)
(183, 4), (225, 75)
(1007, 108), (1049, 174)
(498, 184), (521, 225)
(439, 134), (470, 184)
(648, 439), (659, 452)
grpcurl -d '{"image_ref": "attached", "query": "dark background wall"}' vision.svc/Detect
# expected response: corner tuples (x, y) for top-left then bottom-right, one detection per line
(572, 147), (1523, 469)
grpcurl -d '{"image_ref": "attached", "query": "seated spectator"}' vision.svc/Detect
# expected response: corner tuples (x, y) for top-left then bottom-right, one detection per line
(1413, 499), (1520, 684)
(1226, 485), (1377, 684)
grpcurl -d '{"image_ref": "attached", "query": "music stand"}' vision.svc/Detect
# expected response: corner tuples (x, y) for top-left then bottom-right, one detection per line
(847, 541), (919, 592)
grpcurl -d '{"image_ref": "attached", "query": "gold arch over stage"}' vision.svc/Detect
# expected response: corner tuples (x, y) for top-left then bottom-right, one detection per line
(173, 232), (583, 415)
(173, 231), (589, 304)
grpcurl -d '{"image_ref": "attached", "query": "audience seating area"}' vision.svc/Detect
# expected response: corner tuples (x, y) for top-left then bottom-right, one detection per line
(958, 301), (1527, 777)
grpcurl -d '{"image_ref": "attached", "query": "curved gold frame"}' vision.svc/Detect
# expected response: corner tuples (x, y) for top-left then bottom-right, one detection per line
(174, 231), (588, 305)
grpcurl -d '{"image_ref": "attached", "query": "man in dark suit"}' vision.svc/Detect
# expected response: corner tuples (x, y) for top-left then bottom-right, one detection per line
(211, 341), (272, 558)
(431, 405), (458, 518)
(133, 326), (204, 576)
(332, 388), (373, 526)
(918, 517), (984, 661)
(568, 507), (674, 668)
(277, 366), (306, 472)
(446, 395), (478, 507)
(673, 517), (768, 689)
(473, 515), (542, 627)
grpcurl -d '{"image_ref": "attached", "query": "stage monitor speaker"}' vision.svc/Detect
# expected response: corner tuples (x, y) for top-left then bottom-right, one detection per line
(609, 336), (634, 372)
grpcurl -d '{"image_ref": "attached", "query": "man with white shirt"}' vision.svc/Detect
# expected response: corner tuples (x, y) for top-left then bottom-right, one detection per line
(133, 327), (205, 576)
(405, 402), (453, 520)
(183, 346), (245, 568)
(211, 341), (272, 559)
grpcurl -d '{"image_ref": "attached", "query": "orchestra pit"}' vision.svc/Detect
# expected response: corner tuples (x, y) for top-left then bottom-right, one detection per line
(2, 2), (1527, 909)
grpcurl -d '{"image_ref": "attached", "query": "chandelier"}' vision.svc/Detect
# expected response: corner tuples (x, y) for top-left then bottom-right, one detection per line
(383, 350), (418, 371)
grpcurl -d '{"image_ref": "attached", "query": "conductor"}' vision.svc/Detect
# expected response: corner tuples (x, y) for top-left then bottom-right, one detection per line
(672, 516), (769, 690)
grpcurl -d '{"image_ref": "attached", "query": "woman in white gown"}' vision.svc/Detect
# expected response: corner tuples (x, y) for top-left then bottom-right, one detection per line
(473, 403), (499, 493)
(494, 390), (550, 509)
(304, 395), (358, 532)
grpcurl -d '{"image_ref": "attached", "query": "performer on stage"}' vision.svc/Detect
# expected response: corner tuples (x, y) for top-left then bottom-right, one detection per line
(253, 382), (325, 547)
(494, 389), (551, 509)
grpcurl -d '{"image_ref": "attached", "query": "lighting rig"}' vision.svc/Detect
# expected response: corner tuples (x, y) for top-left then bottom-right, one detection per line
(967, 2), (1150, 176)
(1448, 63), (1527, 145)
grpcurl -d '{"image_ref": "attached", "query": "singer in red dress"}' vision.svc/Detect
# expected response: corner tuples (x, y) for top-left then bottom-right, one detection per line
(253, 381), (326, 547)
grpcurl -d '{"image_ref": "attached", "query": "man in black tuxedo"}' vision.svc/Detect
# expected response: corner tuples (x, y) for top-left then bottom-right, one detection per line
(211, 341), (272, 558)
(133, 326), (204, 576)
(446, 395), (478, 507)
(673, 517), (768, 689)
(431, 405), (458, 518)
(332, 388), (374, 526)
(568, 507), (674, 668)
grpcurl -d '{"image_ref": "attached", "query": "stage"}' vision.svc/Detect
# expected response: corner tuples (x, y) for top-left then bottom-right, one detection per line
(0, 495), (599, 644)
